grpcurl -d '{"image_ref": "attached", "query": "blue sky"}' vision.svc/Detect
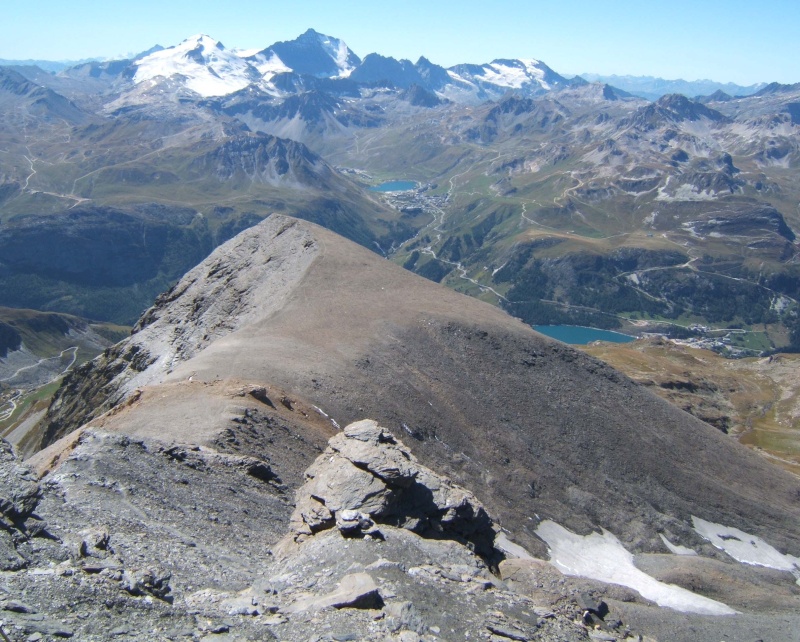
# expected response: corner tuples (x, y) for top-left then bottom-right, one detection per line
(3, 0), (798, 84)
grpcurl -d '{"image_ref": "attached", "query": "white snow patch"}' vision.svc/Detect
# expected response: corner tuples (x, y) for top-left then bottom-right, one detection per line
(656, 183), (717, 202)
(659, 533), (697, 556)
(328, 37), (356, 77)
(305, 32), (357, 77)
(312, 405), (330, 418)
(681, 223), (702, 238)
(692, 516), (800, 583)
(445, 70), (470, 84)
(313, 405), (342, 430)
(643, 211), (658, 227)
(536, 521), (737, 615)
(249, 51), (291, 79)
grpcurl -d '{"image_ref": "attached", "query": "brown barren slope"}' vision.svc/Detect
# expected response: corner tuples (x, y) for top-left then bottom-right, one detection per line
(583, 338), (800, 476)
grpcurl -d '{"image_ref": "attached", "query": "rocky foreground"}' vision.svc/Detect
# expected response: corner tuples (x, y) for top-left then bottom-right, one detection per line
(2, 420), (799, 641)
(2, 421), (639, 641)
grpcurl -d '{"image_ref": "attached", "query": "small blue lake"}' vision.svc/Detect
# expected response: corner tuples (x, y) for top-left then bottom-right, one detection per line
(370, 180), (418, 192)
(533, 325), (636, 345)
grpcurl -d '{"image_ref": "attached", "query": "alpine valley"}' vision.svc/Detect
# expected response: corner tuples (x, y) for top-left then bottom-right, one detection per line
(2, 29), (799, 346)
(0, 28), (799, 642)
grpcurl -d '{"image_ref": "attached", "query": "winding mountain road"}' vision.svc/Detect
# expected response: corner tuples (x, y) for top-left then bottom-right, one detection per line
(0, 346), (80, 427)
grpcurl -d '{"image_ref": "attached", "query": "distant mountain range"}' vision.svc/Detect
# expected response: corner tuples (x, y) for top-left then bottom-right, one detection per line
(4, 29), (778, 102)
(579, 73), (766, 100)
(0, 58), (97, 73)
(119, 29), (582, 102)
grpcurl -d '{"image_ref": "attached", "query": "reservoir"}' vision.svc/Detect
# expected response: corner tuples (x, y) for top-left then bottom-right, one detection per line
(534, 325), (636, 345)
(370, 180), (417, 192)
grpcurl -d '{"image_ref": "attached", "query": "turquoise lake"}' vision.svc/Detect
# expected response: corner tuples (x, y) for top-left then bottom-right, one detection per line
(370, 180), (418, 192)
(533, 325), (636, 345)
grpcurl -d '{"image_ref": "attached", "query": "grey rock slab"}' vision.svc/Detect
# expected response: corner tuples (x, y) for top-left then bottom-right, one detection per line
(77, 527), (111, 557)
(4, 614), (74, 638)
(365, 558), (403, 571)
(285, 572), (382, 613)
(486, 626), (529, 642)
(222, 595), (259, 616)
(3, 600), (36, 613)
(333, 421), (419, 487)
(305, 455), (387, 515)
(384, 600), (422, 633)
(120, 568), (172, 600)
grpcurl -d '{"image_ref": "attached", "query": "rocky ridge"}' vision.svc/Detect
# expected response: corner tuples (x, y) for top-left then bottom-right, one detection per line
(35, 216), (321, 450)
(35, 216), (800, 562)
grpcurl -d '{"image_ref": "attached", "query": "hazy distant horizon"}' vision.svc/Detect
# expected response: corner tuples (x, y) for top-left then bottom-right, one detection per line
(2, 0), (798, 85)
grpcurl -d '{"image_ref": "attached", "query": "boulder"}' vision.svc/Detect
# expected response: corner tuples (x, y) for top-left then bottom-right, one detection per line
(285, 420), (498, 559)
(285, 572), (383, 612)
(0, 440), (42, 523)
(120, 568), (172, 600)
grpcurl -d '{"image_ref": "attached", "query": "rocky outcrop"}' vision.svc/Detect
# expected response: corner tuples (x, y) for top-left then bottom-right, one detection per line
(0, 428), (594, 641)
(285, 420), (498, 561)
(687, 204), (795, 241)
(3, 419), (798, 640)
(282, 572), (383, 613)
(631, 94), (729, 129)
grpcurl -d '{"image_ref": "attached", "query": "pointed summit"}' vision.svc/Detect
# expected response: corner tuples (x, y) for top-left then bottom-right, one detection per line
(183, 33), (224, 50)
(251, 28), (361, 78)
(414, 56), (452, 91)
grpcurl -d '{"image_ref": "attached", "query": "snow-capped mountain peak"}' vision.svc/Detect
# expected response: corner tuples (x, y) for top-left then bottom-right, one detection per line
(249, 28), (361, 79)
(442, 57), (571, 100)
(184, 34), (223, 50)
(133, 34), (258, 97)
(479, 59), (549, 89)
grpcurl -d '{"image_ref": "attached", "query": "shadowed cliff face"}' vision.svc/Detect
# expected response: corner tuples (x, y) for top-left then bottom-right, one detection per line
(37, 215), (800, 565)
(0, 321), (22, 358)
(0, 207), (211, 287)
